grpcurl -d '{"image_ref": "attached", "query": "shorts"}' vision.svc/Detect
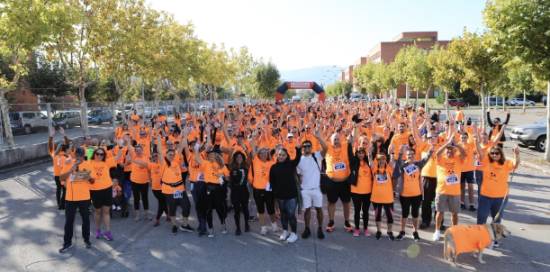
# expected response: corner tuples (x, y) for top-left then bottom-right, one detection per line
(164, 192), (191, 217)
(326, 178), (351, 204)
(253, 188), (275, 215)
(399, 195), (422, 218)
(460, 171), (475, 184)
(90, 187), (113, 209)
(435, 194), (460, 213)
(301, 188), (323, 209)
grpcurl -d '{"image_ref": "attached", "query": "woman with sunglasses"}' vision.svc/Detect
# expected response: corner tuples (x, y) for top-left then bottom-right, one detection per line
(370, 152), (396, 240)
(269, 145), (302, 243)
(474, 131), (520, 226)
(349, 145), (373, 237)
(89, 147), (121, 241)
(126, 144), (151, 221)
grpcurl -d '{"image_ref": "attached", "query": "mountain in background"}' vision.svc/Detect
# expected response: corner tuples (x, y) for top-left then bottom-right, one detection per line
(280, 65), (342, 86)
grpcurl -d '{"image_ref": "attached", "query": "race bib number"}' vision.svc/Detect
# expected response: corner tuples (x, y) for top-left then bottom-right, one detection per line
(334, 162), (346, 171)
(174, 190), (183, 199)
(376, 174), (388, 184)
(265, 182), (272, 192)
(404, 164), (418, 176)
(197, 173), (205, 181)
(446, 174), (459, 185)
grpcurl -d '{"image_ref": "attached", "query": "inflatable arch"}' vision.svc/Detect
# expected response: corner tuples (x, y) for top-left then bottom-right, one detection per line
(275, 81), (326, 102)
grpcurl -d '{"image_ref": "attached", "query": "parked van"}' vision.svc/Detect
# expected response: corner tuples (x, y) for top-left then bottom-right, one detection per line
(53, 110), (81, 129)
(9, 111), (49, 134)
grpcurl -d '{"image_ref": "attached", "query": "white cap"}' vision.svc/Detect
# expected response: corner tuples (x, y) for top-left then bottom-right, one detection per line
(287, 133), (294, 138)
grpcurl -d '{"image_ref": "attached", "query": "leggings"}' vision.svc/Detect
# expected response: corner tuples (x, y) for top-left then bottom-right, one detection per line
(277, 198), (297, 232)
(373, 203), (394, 224)
(152, 190), (167, 220)
(351, 193), (371, 229)
(54, 176), (66, 208)
(192, 181), (208, 233)
(131, 182), (149, 210)
(231, 185), (250, 230)
(400, 195), (422, 218)
(165, 193), (191, 217)
(206, 183), (226, 229)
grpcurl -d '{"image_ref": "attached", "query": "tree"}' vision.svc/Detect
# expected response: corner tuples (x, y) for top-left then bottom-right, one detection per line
(26, 54), (72, 102)
(376, 63), (398, 99)
(447, 31), (503, 128)
(485, 0), (550, 160)
(353, 63), (381, 96)
(253, 62), (280, 98)
(505, 59), (536, 112)
(0, 0), (63, 146)
(230, 47), (257, 97)
(325, 81), (352, 97)
(427, 46), (464, 118)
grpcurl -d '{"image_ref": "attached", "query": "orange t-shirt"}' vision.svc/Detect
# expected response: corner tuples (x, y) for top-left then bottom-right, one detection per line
(149, 162), (162, 191)
(252, 157), (274, 190)
(435, 155), (464, 196)
(53, 152), (68, 176)
(130, 153), (150, 184)
(199, 160), (224, 184)
(480, 158), (515, 198)
(161, 163), (185, 194)
(448, 225), (492, 256)
(351, 161), (372, 194)
(401, 162), (422, 197)
(460, 141), (476, 172)
(89, 158), (117, 191)
(371, 164), (394, 204)
(63, 160), (92, 201)
(325, 145), (350, 181)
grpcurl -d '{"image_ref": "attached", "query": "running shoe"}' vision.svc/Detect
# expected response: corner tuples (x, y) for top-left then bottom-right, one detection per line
(344, 221), (353, 232)
(413, 231), (420, 241)
(460, 203), (466, 210)
(179, 224), (194, 233)
(260, 226), (269, 235)
(208, 229), (215, 238)
(95, 229), (102, 239)
(153, 219), (160, 227)
(432, 230), (441, 241)
(375, 231), (382, 240)
(317, 227), (325, 239)
(58, 244), (72, 254)
(235, 228), (242, 236)
(387, 231), (395, 241)
(396, 231), (406, 241)
(469, 205), (477, 212)
(286, 232), (298, 243)
(221, 224), (228, 234)
(102, 231), (114, 241)
(84, 240), (92, 249)
(353, 229), (360, 237)
(364, 229), (371, 237)
(244, 223), (250, 232)
(172, 226), (178, 235)
(301, 227), (311, 239)
(326, 221), (335, 233)
(279, 230), (289, 241)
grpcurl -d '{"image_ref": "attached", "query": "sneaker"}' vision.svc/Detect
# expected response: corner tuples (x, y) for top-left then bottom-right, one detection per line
(153, 219), (160, 227)
(419, 222), (430, 230)
(244, 223), (250, 232)
(353, 229), (360, 237)
(221, 224), (228, 234)
(460, 203), (466, 210)
(375, 231), (382, 240)
(208, 229), (215, 238)
(432, 230), (441, 241)
(279, 230), (289, 241)
(84, 240), (92, 249)
(260, 226), (269, 235)
(364, 229), (371, 237)
(413, 231), (420, 241)
(344, 221), (353, 232)
(235, 228), (242, 236)
(396, 231), (405, 241)
(116, 206), (121, 211)
(271, 222), (279, 233)
(172, 226), (178, 234)
(387, 232), (395, 241)
(301, 227), (311, 239)
(95, 229), (102, 239)
(317, 227), (325, 239)
(492, 241), (500, 248)
(102, 231), (113, 241)
(59, 244), (72, 253)
(469, 205), (477, 212)
(112, 204), (116, 210)
(326, 221), (335, 233)
(286, 232), (298, 243)
(179, 224), (194, 233)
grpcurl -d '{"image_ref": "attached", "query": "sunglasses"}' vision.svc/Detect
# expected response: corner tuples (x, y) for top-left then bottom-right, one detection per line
(303, 145), (312, 148)
(96, 153), (105, 156)
(490, 152), (501, 155)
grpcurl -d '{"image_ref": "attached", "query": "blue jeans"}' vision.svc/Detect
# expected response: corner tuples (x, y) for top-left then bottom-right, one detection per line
(277, 198), (297, 233)
(477, 195), (505, 224)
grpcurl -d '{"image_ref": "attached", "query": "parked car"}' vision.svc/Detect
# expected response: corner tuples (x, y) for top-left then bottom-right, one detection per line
(9, 111), (49, 134)
(486, 96), (506, 106)
(506, 98), (536, 106)
(53, 110), (81, 129)
(510, 119), (547, 152)
(448, 98), (467, 107)
(88, 110), (113, 125)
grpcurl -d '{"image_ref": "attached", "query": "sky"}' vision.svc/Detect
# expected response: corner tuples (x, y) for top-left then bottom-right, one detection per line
(148, 0), (487, 71)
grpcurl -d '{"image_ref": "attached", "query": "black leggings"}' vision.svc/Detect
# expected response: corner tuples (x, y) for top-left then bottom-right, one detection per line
(165, 193), (191, 217)
(373, 203), (394, 224)
(206, 183), (226, 229)
(351, 193), (371, 229)
(131, 182), (149, 210)
(400, 195), (422, 218)
(54, 176), (66, 208)
(152, 190), (167, 220)
(421, 177), (437, 225)
(231, 185), (250, 230)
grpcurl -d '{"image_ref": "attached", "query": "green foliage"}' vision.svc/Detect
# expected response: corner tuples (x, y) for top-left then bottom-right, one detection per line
(253, 62), (280, 98)
(354, 63), (381, 95)
(394, 46), (433, 92)
(325, 81), (352, 97)
(26, 54), (73, 102)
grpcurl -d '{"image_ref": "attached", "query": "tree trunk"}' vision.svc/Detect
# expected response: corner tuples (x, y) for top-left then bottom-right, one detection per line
(522, 90), (527, 113)
(545, 81), (550, 161)
(405, 84), (410, 105)
(445, 89), (450, 121)
(502, 96), (506, 111)
(0, 89), (15, 147)
(79, 82), (89, 137)
(424, 87), (430, 113)
(415, 88), (419, 105)
(480, 86), (486, 130)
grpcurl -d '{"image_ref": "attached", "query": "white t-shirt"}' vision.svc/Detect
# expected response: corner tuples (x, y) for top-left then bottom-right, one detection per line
(297, 152), (323, 190)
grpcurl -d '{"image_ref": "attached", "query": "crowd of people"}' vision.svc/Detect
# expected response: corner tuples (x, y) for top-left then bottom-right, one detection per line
(48, 99), (520, 253)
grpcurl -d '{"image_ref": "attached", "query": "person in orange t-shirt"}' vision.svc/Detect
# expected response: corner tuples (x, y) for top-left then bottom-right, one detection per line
(148, 152), (167, 227)
(127, 144), (151, 221)
(371, 153), (395, 240)
(474, 142), (519, 224)
(349, 146), (373, 237)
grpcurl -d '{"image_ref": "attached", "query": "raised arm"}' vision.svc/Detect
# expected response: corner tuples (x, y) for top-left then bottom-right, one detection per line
(315, 127), (328, 157)
(512, 146), (520, 170)
(486, 111), (494, 127)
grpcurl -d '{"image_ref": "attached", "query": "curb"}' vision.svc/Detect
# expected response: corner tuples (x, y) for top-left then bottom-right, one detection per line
(520, 160), (550, 175)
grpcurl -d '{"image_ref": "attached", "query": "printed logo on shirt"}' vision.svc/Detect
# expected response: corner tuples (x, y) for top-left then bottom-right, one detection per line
(446, 174), (459, 185)
(334, 162), (346, 171)
(376, 174), (388, 184)
(404, 164), (418, 176)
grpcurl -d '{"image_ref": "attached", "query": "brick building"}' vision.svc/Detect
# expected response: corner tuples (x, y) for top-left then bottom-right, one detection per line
(344, 31), (449, 98)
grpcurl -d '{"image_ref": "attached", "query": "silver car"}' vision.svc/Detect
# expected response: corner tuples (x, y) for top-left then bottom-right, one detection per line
(510, 120), (547, 152)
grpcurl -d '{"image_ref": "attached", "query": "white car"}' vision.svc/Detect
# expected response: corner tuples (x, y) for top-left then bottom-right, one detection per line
(9, 111), (50, 134)
(506, 98), (535, 106)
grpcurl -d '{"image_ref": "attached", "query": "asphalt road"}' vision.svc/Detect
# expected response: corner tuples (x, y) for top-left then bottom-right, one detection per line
(0, 161), (549, 272)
